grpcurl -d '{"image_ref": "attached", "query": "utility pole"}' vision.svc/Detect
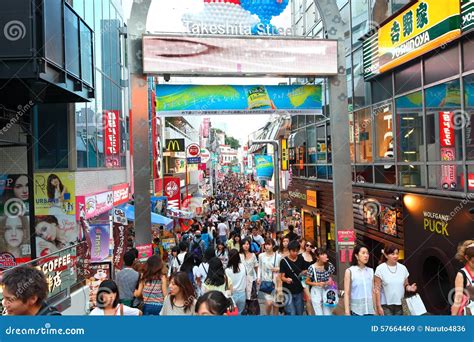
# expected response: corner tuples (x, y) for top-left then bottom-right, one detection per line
(249, 140), (281, 232)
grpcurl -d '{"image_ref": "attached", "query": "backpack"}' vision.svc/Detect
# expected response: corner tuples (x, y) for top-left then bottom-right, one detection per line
(250, 238), (261, 254)
(191, 240), (204, 262)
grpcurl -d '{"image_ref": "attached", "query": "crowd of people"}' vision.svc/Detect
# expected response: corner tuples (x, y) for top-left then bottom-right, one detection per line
(1, 174), (473, 316)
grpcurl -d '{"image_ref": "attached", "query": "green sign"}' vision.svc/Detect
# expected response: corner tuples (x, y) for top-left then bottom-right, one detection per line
(462, 0), (474, 32)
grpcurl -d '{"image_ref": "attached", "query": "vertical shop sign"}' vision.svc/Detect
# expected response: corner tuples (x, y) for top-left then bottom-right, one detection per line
(281, 139), (289, 171)
(164, 177), (181, 209)
(104, 110), (121, 168)
(89, 224), (110, 262)
(439, 112), (457, 190)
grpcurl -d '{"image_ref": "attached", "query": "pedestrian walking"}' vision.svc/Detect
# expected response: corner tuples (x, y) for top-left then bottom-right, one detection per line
(160, 272), (196, 316)
(279, 240), (306, 316)
(134, 255), (168, 315)
(306, 248), (336, 316)
(90, 280), (141, 316)
(226, 249), (247, 314)
(451, 240), (474, 315)
(258, 238), (281, 315)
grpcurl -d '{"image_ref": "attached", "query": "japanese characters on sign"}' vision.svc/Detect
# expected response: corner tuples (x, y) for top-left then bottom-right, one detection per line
(104, 110), (121, 168)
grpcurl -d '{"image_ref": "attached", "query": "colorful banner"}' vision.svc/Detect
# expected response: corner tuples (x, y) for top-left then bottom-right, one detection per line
(440, 112), (454, 147)
(164, 177), (181, 209)
(34, 172), (75, 216)
(136, 244), (153, 261)
(255, 155), (274, 181)
(364, 0), (462, 79)
(155, 85), (322, 115)
(281, 139), (289, 171)
(89, 224), (110, 262)
(104, 110), (121, 168)
(76, 191), (114, 220)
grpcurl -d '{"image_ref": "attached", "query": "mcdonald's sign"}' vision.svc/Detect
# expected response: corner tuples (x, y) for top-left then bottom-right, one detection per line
(165, 139), (185, 152)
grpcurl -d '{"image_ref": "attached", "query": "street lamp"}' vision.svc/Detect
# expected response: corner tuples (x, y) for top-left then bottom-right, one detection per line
(249, 140), (281, 232)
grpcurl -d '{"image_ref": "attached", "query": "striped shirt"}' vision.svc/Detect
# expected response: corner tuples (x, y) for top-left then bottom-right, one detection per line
(143, 278), (164, 304)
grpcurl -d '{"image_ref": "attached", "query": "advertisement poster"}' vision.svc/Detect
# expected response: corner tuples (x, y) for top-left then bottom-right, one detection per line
(380, 206), (398, 237)
(136, 244), (153, 261)
(161, 238), (176, 252)
(155, 85), (323, 115)
(33, 172), (79, 258)
(76, 191), (114, 220)
(0, 174), (31, 266)
(87, 261), (112, 310)
(89, 224), (110, 262)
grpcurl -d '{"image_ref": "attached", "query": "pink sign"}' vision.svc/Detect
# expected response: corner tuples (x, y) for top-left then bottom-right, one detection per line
(337, 230), (355, 246)
(76, 191), (114, 220)
(104, 110), (121, 167)
(440, 147), (456, 190)
(136, 244), (153, 261)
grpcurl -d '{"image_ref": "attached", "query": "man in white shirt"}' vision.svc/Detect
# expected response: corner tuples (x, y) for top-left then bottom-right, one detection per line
(217, 219), (228, 244)
(251, 227), (265, 246)
(177, 241), (188, 271)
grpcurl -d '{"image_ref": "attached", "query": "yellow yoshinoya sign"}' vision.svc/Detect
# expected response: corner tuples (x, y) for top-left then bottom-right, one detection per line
(378, 0), (461, 73)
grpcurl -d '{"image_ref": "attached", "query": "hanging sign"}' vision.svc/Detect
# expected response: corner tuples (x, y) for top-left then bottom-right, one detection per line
(104, 110), (121, 167)
(164, 177), (181, 209)
(255, 155), (274, 181)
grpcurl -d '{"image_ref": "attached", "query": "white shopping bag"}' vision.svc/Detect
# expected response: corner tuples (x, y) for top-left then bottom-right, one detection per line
(406, 294), (427, 315)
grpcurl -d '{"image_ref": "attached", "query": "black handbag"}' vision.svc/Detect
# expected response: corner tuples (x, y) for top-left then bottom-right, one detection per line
(242, 281), (260, 316)
(259, 254), (277, 294)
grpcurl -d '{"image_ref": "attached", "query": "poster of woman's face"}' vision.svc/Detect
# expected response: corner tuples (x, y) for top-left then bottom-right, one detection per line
(0, 215), (31, 263)
(0, 174), (30, 216)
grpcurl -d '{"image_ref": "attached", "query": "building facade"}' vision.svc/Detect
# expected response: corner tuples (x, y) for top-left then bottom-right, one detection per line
(289, 0), (474, 314)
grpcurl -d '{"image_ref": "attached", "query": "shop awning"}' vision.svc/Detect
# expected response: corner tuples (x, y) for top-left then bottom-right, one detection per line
(118, 203), (173, 229)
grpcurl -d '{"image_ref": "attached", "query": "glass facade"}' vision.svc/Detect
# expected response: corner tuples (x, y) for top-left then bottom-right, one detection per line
(73, 0), (129, 169)
(290, 0), (474, 195)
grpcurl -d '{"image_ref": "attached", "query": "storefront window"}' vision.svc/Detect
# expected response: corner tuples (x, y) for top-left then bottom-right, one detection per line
(306, 126), (316, 164)
(354, 108), (373, 163)
(375, 165), (396, 185)
(374, 103), (394, 161)
(317, 166), (328, 179)
(353, 48), (371, 108)
(327, 123), (332, 164)
(463, 36), (474, 72)
(316, 125), (327, 163)
(464, 74), (474, 161)
(428, 165), (464, 192)
(76, 103), (87, 168)
(371, 73), (393, 104)
(355, 165), (373, 183)
(424, 44), (459, 86)
(399, 165), (425, 188)
(347, 55), (353, 108)
(425, 80), (462, 162)
(396, 91), (424, 162)
(341, 4), (351, 54)
(349, 112), (355, 162)
(395, 60), (421, 95)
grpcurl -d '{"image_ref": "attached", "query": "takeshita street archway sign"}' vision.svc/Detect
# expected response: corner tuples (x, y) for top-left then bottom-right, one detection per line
(129, 2), (354, 281)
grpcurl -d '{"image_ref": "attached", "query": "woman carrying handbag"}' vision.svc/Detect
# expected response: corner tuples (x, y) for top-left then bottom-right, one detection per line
(257, 238), (281, 315)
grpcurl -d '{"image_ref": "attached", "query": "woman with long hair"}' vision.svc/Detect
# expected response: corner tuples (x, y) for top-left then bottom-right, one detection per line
(240, 237), (259, 315)
(306, 248), (336, 315)
(225, 249), (247, 314)
(90, 280), (141, 316)
(298, 237), (307, 255)
(195, 291), (235, 316)
(46, 174), (66, 209)
(160, 272), (196, 315)
(451, 240), (474, 315)
(227, 233), (241, 251)
(344, 244), (376, 316)
(257, 238), (281, 315)
(300, 239), (315, 315)
(203, 257), (233, 297)
(194, 247), (215, 297)
(279, 236), (290, 258)
(216, 240), (229, 268)
(374, 245), (417, 316)
(134, 255), (168, 315)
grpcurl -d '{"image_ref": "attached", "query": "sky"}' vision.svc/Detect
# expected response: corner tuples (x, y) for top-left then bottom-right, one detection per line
(123, 0), (292, 143)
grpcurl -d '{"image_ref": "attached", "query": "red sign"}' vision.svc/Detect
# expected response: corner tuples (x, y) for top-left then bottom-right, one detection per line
(104, 110), (121, 167)
(164, 177), (181, 209)
(337, 230), (355, 246)
(112, 183), (129, 206)
(187, 144), (200, 157)
(439, 112), (454, 147)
